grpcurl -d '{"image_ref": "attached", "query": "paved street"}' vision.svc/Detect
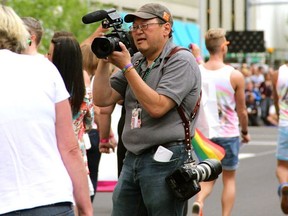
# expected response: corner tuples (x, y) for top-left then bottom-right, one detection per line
(93, 126), (284, 216)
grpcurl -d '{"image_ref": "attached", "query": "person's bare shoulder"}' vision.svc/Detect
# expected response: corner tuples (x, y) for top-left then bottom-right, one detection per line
(230, 68), (245, 90)
(231, 68), (244, 78)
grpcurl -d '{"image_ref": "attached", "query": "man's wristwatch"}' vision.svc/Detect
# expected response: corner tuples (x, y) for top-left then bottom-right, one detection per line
(241, 130), (248, 135)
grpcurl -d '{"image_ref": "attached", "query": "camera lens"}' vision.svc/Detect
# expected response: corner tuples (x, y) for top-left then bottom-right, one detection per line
(91, 37), (119, 58)
(195, 159), (222, 182)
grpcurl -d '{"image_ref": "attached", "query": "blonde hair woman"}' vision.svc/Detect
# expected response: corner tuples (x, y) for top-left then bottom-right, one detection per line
(0, 5), (92, 216)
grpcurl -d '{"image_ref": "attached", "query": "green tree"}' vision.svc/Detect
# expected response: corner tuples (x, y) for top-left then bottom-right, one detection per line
(3, 0), (103, 53)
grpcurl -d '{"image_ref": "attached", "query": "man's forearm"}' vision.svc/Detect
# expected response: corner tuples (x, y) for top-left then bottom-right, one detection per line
(238, 110), (249, 132)
(81, 25), (109, 46)
(93, 60), (113, 106)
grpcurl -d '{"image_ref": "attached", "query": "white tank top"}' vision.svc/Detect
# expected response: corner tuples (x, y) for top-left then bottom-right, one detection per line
(277, 64), (288, 127)
(199, 64), (240, 137)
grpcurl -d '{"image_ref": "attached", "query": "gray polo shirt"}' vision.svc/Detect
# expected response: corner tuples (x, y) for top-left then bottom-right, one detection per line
(111, 38), (201, 155)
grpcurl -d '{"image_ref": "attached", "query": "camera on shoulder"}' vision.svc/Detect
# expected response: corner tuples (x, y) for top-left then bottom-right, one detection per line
(82, 8), (138, 59)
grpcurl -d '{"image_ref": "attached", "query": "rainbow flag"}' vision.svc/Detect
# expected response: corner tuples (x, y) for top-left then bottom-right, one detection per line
(192, 129), (225, 161)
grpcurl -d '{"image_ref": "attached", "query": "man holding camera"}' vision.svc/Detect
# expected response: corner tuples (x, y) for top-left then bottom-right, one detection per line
(92, 3), (201, 215)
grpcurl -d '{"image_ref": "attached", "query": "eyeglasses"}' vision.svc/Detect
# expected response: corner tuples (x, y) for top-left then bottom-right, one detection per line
(129, 23), (162, 32)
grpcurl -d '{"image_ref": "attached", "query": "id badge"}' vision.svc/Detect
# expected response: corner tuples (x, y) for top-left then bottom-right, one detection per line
(131, 107), (142, 129)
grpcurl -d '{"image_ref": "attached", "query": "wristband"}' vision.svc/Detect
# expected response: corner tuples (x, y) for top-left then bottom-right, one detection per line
(122, 63), (133, 74)
(109, 134), (114, 139)
(100, 138), (109, 143)
(241, 130), (248, 135)
(124, 66), (134, 75)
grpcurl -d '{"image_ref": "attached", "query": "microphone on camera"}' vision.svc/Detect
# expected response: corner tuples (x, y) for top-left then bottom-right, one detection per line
(82, 10), (108, 24)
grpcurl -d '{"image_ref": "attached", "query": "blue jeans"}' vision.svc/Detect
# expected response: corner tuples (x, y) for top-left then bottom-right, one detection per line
(112, 143), (187, 216)
(1, 203), (74, 216)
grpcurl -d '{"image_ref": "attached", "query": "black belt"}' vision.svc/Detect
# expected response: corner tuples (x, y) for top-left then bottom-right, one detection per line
(150, 140), (185, 153)
(161, 140), (185, 148)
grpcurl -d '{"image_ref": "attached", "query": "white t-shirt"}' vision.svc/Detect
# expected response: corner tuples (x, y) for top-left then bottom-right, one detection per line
(0, 50), (72, 214)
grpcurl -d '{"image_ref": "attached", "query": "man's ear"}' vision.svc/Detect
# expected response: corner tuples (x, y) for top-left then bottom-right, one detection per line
(163, 23), (172, 36)
(31, 34), (37, 42)
(162, 22), (172, 35)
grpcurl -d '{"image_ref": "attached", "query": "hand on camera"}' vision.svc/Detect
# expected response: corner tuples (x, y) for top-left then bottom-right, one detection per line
(94, 25), (110, 37)
(107, 42), (131, 69)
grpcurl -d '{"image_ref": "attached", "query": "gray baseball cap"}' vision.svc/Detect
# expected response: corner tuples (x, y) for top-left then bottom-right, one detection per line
(124, 3), (173, 25)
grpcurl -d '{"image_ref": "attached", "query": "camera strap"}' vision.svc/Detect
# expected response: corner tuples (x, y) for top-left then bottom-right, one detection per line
(165, 46), (202, 152)
(177, 94), (201, 151)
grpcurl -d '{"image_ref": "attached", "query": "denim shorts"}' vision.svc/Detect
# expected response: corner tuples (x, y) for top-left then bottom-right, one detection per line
(211, 136), (240, 171)
(1, 202), (74, 216)
(276, 126), (288, 161)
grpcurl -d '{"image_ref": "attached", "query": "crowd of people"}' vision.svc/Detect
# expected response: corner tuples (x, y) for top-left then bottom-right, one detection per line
(1, 2), (288, 216)
(239, 63), (277, 127)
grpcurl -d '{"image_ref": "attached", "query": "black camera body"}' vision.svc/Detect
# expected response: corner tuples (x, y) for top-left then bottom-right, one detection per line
(165, 159), (222, 201)
(90, 8), (137, 59)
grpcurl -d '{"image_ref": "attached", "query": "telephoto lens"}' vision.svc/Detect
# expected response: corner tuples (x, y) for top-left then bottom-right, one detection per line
(165, 158), (222, 200)
(180, 158), (222, 182)
(193, 158), (222, 182)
